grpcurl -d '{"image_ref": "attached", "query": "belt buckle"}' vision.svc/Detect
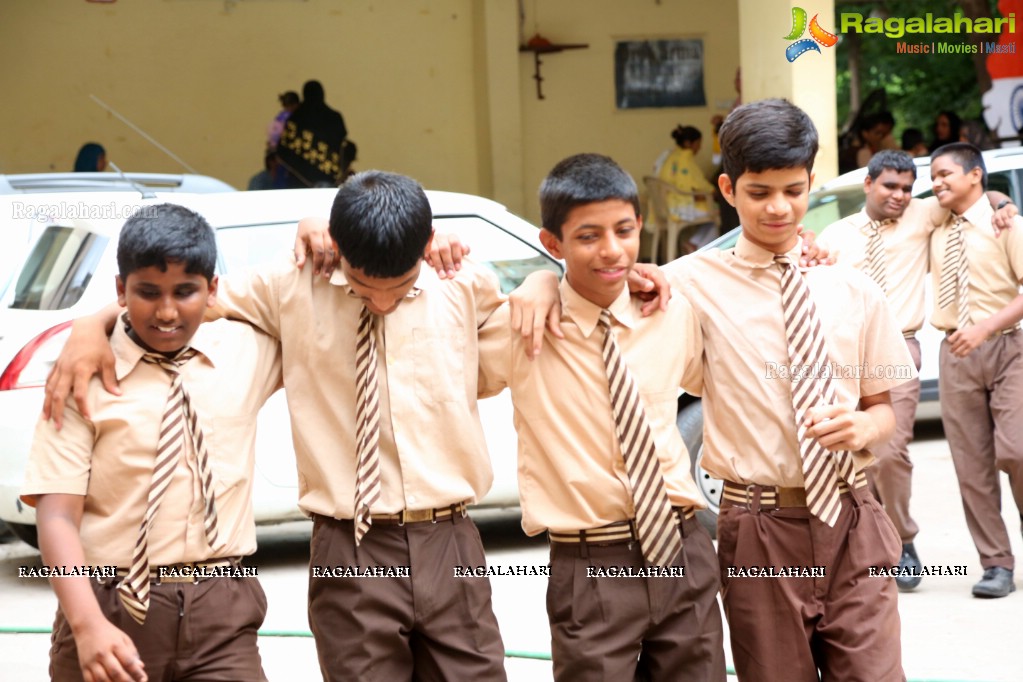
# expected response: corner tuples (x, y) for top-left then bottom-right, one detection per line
(399, 508), (434, 525)
(744, 483), (757, 508)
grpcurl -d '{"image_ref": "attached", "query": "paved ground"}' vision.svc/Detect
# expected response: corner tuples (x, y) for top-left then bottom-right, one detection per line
(0, 422), (1020, 681)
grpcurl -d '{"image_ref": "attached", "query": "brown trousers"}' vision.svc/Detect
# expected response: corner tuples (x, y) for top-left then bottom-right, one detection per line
(717, 487), (904, 682)
(307, 513), (507, 682)
(939, 331), (1023, 570)
(50, 574), (268, 682)
(546, 514), (725, 682)
(867, 336), (921, 542)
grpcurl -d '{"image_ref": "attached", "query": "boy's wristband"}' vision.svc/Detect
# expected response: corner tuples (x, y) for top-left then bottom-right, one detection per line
(996, 199), (1014, 210)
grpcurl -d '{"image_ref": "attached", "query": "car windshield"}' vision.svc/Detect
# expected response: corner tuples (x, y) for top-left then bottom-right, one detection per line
(10, 225), (109, 310)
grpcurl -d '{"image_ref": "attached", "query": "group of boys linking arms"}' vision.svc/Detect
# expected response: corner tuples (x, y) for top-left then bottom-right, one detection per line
(23, 98), (1022, 682)
(817, 147), (1023, 599)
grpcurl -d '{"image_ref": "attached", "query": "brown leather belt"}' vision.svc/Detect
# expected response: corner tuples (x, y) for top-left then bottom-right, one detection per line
(548, 507), (696, 545)
(370, 501), (468, 526)
(721, 470), (868, 511)
(114, 557), (241, 584)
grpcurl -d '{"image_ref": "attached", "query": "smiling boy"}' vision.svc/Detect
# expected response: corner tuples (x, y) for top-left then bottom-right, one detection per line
(478, 154), (725, 681)
(21, 204), (283, 682)
(927, 143), (1023, 599)
(661, 99), (915, 681)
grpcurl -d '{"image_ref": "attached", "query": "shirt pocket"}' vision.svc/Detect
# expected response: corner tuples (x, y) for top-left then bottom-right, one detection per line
(413, 328), (467, 404)
(201, 413), (255, 499)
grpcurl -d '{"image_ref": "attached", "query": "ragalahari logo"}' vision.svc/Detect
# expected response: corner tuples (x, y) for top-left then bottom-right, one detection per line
(784, 7), (838, 61)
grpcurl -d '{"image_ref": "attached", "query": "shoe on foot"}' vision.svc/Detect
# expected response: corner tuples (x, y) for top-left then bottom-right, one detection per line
(971, 567), (1016, 598)
(895, 543), (922, 592)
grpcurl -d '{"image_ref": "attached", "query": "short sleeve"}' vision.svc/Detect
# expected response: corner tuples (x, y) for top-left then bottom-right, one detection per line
(212, 253), (293, 339)
(858, 279), (917, 397)
(20, 406), (96, 507)
(477, 302), (512, 399)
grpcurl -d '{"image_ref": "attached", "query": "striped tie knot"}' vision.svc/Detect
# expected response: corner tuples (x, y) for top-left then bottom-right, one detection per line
(598, 308), (682, 567)
(118, 346), (221, 624)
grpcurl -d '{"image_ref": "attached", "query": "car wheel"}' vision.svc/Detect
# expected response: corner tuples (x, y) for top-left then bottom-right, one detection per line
(7, 522), (38, 548)
(676, 401), (721, 538)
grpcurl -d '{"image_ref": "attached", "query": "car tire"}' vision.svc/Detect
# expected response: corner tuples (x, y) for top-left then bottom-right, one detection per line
(7, 522), (38, 548)
(676, 401), (721, 538)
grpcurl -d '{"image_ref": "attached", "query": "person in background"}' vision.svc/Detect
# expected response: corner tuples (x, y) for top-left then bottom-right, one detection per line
(901, 128), (930, 158)
(267, 91), (300, 152)
(277, 80), (349, 188)
(73, 143), (107, 172)
(929, 111), (963, 153)
(655, 125), (719, 251)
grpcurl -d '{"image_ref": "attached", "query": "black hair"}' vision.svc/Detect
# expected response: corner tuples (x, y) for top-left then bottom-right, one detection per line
(539, 153), (640, 239)
(302, 80), (325, 104)
(279, 91), (300, 107)
(931, 142), (987, 190)
(73, 142), (105, 172)
(117, 203), (217, 282)
(866, 149), (917, 181)
(860, 111), (895, 132)
(901, 128), (925, 151)
(329, 171), (433, 277)
(671, 125), (702, 147)
(719, 99), (818, 186)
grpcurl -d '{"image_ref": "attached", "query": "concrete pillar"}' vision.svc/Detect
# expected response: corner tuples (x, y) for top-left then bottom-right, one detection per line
(737, 0), (839, 185)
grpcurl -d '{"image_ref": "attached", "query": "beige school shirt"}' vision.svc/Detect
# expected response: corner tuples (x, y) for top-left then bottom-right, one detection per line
(477, 279), (705, 537)
(817, 197), (945, 334)
(662, 236), (916, 488)
(929, 195), (1023, 332)
(212, 255), (503, 518)
(22, 319), (283, 567)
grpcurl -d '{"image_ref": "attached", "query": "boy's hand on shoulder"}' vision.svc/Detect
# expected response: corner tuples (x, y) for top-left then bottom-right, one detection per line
(425, 231), (470, 280)
(508, 270), (563, 359)
(797, 226), (834, 268)
(293, 217), (338, 279)
(948, 325), (987, 357)
(43, 317), (119, 429)
(804, 404), (876, 453)
(75, 619), (147, 682)
(628, 263), (671, 316)
(990, 198), (1017, 236)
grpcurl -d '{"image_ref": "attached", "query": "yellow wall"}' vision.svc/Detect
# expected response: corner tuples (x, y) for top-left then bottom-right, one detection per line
(0, 0), (835, 223)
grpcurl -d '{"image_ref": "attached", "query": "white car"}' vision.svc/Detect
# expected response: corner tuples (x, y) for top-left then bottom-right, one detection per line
(683, 147), (1023, 528)
(0, 188), (563, 546)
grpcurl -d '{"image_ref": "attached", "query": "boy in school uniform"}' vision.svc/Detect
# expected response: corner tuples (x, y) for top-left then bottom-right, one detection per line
(659, 99), (916, 681)
(927, 142), (1023, 599)
(477, 153), (725, 682)
(816, 150), (1017, 591)
(44, 172), (509, 681)
(21, 204), (283, 682)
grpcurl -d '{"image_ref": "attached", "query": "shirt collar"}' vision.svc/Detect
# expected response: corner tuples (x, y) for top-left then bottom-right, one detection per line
(112, 313), (217, 380)
(733, 233), (804, 270)
(328, 261), (429, 301)
(560, 277), (636, 338)
(857, 209), (897, 236)
(958, 194), (993, 231)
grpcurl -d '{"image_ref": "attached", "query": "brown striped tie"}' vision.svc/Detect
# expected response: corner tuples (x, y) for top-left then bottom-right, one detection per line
(118, 348), (222, 624)
(776, 255), (854, 527)
(937, 216), (970, 330)
(353, 306), (381, 545)
(863, 219), (890, 294)
(598, 309), (682, 567)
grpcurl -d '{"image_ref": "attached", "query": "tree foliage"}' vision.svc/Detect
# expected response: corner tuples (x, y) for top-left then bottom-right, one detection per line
(836, 0), (1001, 140)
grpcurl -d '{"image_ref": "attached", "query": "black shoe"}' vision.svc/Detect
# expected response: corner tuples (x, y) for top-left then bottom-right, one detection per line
(896, 543), (922, 592)
(971, 567), (1016, 598)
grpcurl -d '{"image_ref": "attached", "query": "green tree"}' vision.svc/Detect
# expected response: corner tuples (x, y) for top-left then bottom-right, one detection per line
(836, 0), (1000, 141)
